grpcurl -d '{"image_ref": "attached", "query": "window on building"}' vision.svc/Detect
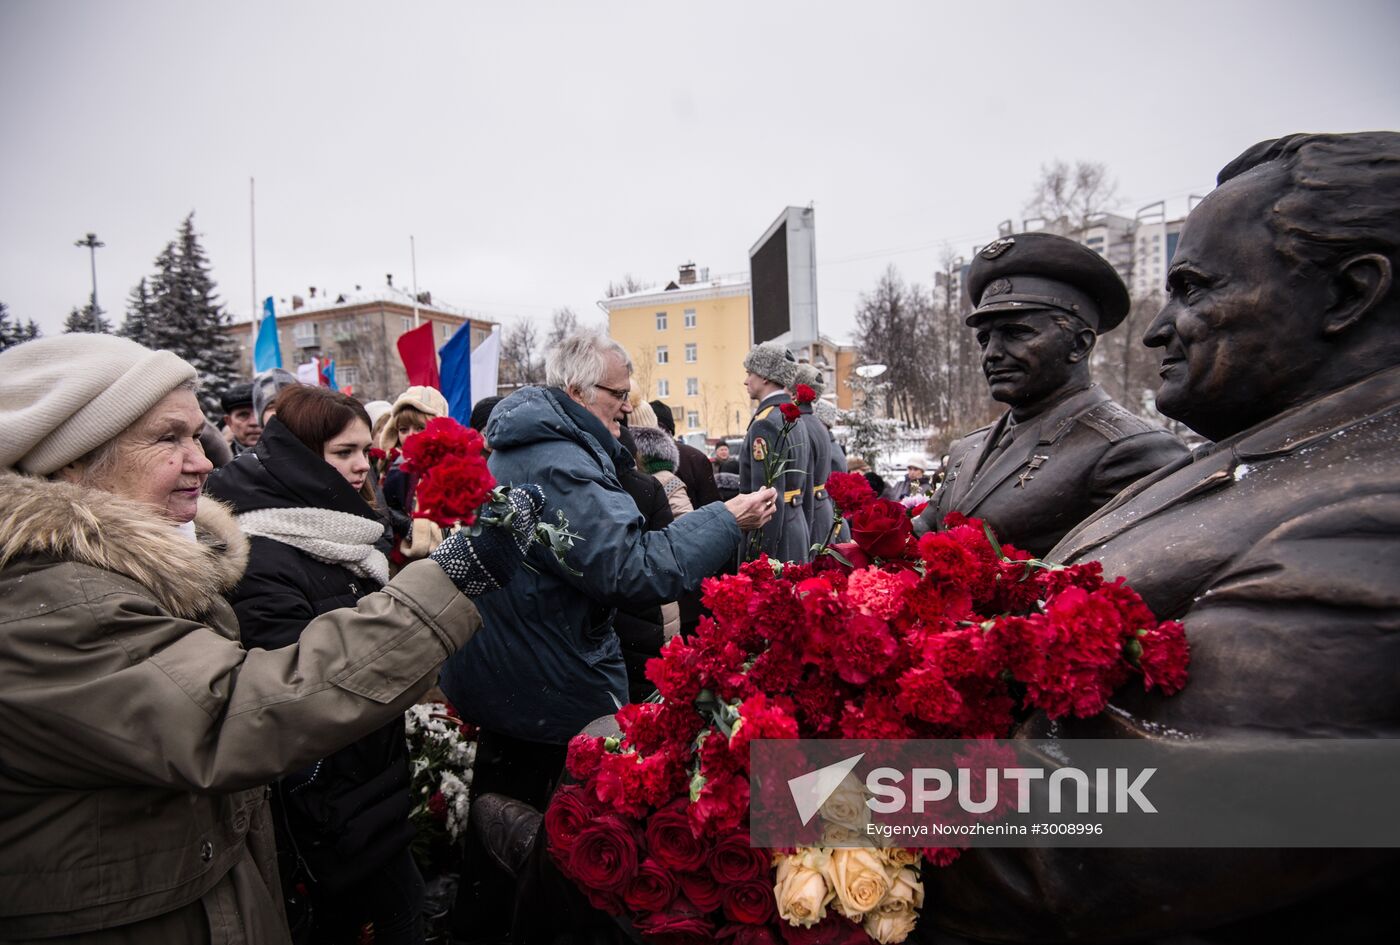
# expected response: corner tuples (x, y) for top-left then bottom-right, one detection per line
(340, 366), (360, 387)
(441, 322), (453, 340)
(657, 346), (669, 364)
(686, 377), (699, 396)
(401, 316), (414, 332)
(684, 308), (697, 329)
(684, 343), (697, 363)
(657, 378), (670, 398)
(656, 312), (667, 331)
(686, 410), (700, 429)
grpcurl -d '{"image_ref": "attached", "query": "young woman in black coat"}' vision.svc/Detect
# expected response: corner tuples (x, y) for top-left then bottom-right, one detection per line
(206, 385), (424, 945)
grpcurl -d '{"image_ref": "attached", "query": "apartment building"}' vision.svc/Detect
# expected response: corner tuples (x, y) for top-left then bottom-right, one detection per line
(225, 284), (496, 401)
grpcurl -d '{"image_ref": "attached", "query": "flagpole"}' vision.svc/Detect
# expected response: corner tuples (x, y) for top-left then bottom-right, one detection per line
(410, 234), (421, 328)
(249, 176), (258, 330)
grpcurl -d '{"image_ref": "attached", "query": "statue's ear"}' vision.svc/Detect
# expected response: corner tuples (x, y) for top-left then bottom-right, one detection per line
(1323, 253), (1392, 336)
(1067, 325), (1097, 364)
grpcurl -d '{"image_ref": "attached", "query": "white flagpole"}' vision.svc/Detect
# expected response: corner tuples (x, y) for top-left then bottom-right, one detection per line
(410, 235), (421, 328)
(250, 177), (257, 326)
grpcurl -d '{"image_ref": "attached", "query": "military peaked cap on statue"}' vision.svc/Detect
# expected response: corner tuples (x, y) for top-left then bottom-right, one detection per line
(965, 231), (1131, 334)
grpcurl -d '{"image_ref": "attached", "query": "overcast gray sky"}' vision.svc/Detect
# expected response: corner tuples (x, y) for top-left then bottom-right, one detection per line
(3, 0), (1397, 346)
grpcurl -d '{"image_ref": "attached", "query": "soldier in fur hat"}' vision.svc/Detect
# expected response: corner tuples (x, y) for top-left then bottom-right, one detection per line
(740, 342), (812, 562)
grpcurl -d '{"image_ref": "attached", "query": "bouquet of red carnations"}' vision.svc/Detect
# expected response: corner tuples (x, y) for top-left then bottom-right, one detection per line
(547, 471), (1188, 944)
(399, 416), (580, 566)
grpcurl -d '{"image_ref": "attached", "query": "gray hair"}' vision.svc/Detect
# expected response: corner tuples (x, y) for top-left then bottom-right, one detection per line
(545, 329), (632, 404)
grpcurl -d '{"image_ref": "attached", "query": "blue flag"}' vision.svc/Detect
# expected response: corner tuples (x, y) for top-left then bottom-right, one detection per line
(438, 320), (474, 425)
(253, 297), (283, 371)
(320, 357), (338, 391)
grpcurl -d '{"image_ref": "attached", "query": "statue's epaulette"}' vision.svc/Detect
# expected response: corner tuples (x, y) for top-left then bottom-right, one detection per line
(755, 405), (775, 423)
(1078, 400), (1161, 441)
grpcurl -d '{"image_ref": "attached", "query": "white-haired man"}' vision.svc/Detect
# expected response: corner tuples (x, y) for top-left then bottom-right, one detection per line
(437, 329), (775, 937)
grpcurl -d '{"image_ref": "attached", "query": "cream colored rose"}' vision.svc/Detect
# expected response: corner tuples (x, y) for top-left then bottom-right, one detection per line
(823, 846), (890, 919)
(878, 847), (920, 871)
(864, 909), (919, 944)
(774, 849), (834, 927)
(819, 821), (868, 846)
(879, 866), (925, 913)
(819, 773), (872, 830)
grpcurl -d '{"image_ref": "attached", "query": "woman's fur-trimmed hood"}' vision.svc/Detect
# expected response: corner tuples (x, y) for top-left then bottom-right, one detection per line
(0, 473), (249, 620)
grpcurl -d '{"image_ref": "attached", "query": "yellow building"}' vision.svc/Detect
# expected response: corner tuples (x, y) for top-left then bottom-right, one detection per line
(601, 264), (753, 441)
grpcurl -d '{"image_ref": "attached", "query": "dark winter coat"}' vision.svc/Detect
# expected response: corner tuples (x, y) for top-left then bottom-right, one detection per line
(439, 386), (741, 744)
(611, 460), (676, 703)
(206, 420), (413, 894)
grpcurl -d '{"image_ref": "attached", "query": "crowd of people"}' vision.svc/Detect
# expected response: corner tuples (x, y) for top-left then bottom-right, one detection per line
(1, 130), (1397, 944)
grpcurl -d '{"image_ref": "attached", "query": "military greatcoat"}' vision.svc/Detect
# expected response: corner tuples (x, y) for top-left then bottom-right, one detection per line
(740, 390), (812, 563)
(914, 384), (1186, 557)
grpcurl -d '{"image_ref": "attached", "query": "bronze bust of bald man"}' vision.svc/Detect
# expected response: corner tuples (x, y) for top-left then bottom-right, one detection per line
(928, 131), (1400, 942)
(913, 232), (1187, 556)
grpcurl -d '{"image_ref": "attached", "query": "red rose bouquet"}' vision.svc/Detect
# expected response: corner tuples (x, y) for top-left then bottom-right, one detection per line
(549, 504), (1189, 943)
(399, 416), (581, 566)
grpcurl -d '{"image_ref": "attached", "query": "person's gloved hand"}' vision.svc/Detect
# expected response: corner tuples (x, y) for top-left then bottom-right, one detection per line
(429, 485), (546, 596)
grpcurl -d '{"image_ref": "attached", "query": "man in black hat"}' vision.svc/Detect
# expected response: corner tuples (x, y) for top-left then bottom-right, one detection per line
(913, 231), (1186, 556)
(219, 382), (261, 455)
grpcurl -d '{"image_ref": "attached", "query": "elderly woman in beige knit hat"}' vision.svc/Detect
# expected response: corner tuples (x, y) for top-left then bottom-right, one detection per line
(0, 334), (541, 944)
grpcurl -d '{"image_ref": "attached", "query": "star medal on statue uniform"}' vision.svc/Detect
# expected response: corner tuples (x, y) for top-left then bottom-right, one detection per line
(752, 437), (768, 461)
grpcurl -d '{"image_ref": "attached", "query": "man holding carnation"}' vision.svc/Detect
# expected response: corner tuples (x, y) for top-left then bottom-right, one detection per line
(437, 330), (776, 938)
(931, 132), (1400, 940)
(741, 341), (814, 563)
(912, 232), (1186, 557)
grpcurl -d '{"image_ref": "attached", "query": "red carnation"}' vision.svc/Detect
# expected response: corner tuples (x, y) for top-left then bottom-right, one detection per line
(1137, 621), (1189, 694)
(564, 733), (606, 780)
(832, 613), (899, 685)
(849, 498), (914, 559)
(779, 401), (801, 423)
(794, 383), (817, 405)
(825, 471), (875, 514)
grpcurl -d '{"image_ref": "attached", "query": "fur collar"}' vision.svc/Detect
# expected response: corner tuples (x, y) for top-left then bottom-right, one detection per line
(0, 473), (249, 620)
(629, 424), (679, 468)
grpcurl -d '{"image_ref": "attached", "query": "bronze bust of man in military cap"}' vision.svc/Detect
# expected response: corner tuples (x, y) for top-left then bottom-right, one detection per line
(913, 231), (1187, 556)
(928, 131), (1400, 943)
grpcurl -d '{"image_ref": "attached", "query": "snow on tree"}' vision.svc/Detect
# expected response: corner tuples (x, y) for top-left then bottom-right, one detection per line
(142, 213), (241, 419)
(118, 277), (158, 348)
(62, 301), (113, 335)
(0, 301), (43, 351)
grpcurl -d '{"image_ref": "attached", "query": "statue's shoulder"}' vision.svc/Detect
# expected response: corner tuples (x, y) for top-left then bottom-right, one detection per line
(1076, 398), (1168, 442)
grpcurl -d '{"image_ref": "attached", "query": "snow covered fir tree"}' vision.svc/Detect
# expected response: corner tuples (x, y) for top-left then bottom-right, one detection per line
(120, 213), (240, 419)
(62, 301), (112, 335)
(0, 302), (43, 351)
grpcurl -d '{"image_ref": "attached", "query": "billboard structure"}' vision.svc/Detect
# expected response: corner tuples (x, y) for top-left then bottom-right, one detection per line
(748, 206), (818, 350)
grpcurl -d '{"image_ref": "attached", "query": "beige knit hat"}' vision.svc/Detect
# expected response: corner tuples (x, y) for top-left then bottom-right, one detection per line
(0, 334), (197, 476)
(628, 400), (659, 429)
(380, 385), (450, 449)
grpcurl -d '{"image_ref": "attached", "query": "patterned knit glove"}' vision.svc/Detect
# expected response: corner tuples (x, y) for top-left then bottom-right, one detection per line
(429, 485), (546, 596)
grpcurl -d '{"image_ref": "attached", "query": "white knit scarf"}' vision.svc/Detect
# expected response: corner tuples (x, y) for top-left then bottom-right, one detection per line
(235, 507), (390, 586)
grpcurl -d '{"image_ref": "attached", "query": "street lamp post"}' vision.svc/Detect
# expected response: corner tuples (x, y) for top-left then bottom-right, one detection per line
(74, 232), (105, 318)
